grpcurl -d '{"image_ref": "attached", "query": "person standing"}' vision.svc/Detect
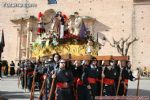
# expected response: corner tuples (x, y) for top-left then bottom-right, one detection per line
(51, 59), (74, 100)
(82, 57), (102, 100)
(20, 61), (26, 89)
(71, 60), (83, 100)
(4, 61), (8, 76)
(0, 60), (2, 79)
(26, 60), (35, 91)
(10, 61), (15, 76)
(118, 60), (137, 96)
(103, 60), (117, 96)
(49, 53), (61, 100)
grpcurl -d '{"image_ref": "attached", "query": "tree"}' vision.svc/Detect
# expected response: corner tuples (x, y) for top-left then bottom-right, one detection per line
(108, 36), (138, 56)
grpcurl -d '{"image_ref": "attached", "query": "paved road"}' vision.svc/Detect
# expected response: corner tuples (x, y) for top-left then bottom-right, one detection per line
(128, 78), (150, 97)
(0, 76), (39, 100)
(0, 76), (150, 100)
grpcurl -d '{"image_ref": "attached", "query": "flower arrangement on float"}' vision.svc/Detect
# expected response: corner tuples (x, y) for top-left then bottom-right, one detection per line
(31, 10), (101, 58)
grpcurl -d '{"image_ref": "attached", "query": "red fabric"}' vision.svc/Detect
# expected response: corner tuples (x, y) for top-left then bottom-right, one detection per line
(64, 34), (80, 39)
(77, 78), (83, 85)
(40, 74), (44, 80)
(57, 82), (64, 88)
(97, 79), (102, 83)
(124, 79), (128, 84)
(38, 28), (41, 33)
(37, 28), (45, 34)
(103, 78), (114, 85)
(87, 77), (97, 84)
(38, 12), (43, 20)
(62, 14), (68, 22)
(27, 71), (33, 75)
(74, 77), (78, 83)
(56, 82), (69, 89)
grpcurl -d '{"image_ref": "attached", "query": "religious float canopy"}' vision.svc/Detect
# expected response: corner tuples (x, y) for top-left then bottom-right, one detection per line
(31, 9), (104, 58)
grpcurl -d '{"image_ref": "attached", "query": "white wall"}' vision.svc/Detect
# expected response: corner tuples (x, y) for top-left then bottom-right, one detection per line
(133, 3), (150, 68)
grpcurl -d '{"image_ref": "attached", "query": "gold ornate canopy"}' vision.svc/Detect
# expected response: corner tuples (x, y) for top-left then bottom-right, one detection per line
(32, 44), (99, 58)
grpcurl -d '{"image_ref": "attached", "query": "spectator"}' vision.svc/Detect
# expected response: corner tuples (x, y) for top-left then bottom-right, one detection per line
(4, 61), (8, 76)
(10, 61), (15, 76)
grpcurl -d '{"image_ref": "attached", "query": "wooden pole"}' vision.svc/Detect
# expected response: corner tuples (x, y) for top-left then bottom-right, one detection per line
(48, 73), (56, 100)
(100, 67), (105, 96)
(30, 70), (36, 100)
(24, 67), (27, 92)
(116, 68), (123, 96)
(38, 75), (47, 100)
(136, 68), (140, 96)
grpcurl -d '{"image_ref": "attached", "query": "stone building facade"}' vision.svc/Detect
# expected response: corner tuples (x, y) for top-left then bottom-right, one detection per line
(0, 0), (150, 68)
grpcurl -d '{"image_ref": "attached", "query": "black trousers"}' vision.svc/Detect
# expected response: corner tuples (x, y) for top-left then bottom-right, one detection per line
(103, 84), (116, 96)
(90, 84), (98, 100)
(77, 85), (91, 100)
(4, 67), (8, 76)
(21, 76), (25, 88)
(56, 88), (72, 100)
(27, 76), (33, 91)
(118, 83), (128, 96)
(10, 67), (15, 75)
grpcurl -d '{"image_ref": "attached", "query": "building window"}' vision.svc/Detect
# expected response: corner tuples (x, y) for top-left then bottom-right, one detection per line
(48, 0), (57, 4)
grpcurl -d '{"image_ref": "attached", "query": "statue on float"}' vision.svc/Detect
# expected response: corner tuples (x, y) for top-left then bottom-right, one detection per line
(32, 10), (100, 57)
(73, 12), (82, 36)
(37, 12), (46, 35)
(50, 11), (68, 38)
(67, 12), (87, 39)
(49, 11), (87, 39)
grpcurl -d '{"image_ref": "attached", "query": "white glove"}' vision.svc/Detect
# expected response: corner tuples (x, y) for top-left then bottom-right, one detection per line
(102, 72), (105, 78)
(87, 85), (91, 90)
(52, 74), (56, 79)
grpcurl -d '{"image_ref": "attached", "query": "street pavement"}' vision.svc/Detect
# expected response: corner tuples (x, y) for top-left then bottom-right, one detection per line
(128, 77), (150, 96)
(0, 76), (39, 100)
(0, 76), (150, 100)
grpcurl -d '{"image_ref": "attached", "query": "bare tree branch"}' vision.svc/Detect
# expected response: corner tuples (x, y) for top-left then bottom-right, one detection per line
(114, 38), (123, 55)
(117, 44), (122, 55)
(120, 39), (124, 55)
(107, 39), (115, 47)
(125, 37), (138, 56)
(108, 36), (138, 56)
(109, 37), (123, 55)
(121, 36), (130, 55)
(124, 36), (130, 42)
